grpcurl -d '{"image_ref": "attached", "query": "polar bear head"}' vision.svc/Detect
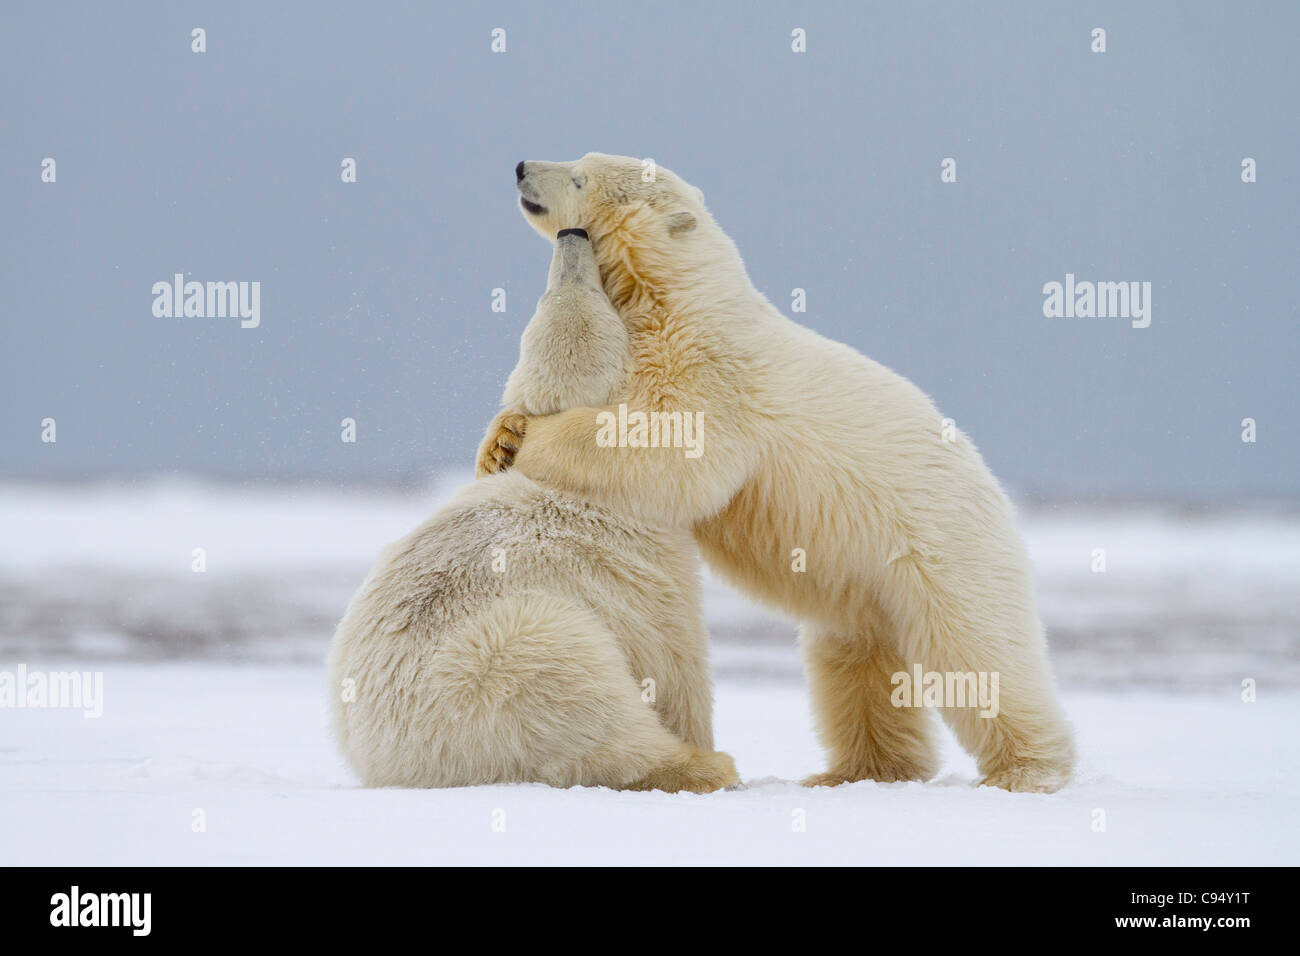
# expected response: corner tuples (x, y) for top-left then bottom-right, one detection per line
(515, 153), (738, 308)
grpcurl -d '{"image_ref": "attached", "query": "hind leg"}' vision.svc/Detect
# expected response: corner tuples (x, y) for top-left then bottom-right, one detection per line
(926, 629), (1076, 793)
(884, 561), (1076, 793)
(800, 617), (939, 787)
(414, 593), (735, 791)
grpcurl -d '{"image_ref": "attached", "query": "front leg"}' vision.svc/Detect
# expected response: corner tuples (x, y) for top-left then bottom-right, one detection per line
(475, 410), (529, 478)
(511, 404), (755, 527)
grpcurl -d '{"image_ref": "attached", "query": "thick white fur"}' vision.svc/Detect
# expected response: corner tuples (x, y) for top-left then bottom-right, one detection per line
(497, 153), (1076, 792)
(328, 233), (735, 791)
(503, 232), (628, 417)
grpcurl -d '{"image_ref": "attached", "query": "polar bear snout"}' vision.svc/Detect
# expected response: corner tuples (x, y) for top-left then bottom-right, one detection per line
(548, 228), (601, 290)
(516, 160), (587, 229)
(516, 162), (547, 215)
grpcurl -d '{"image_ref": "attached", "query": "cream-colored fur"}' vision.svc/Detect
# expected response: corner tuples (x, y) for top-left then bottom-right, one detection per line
(506, 230), (628, 417)
(489, 153), (1076, 792)
(328, 232), (735, 791)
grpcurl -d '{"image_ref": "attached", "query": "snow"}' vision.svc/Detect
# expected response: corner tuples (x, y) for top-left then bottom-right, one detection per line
(3, 660), (1296, 866)
(2, 479), (1297, 865)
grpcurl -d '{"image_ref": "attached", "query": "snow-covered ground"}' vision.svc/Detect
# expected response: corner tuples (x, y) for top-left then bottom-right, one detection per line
(3, 662), (1296, 865)
(2, 478), (1298, 864)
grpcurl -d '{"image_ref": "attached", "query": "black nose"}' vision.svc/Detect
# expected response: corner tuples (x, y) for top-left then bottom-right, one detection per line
(515, 161), (526, 182)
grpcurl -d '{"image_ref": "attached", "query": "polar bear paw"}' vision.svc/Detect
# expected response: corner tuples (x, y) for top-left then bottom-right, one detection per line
(801, 765), (928, 788)
(629, 749), (740, 794)
(476, 411), (528, 477)
(978, 762), (1072, 794)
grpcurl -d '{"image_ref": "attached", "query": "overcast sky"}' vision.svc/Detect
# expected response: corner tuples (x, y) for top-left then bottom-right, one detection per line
(2, 1), (1296, 499)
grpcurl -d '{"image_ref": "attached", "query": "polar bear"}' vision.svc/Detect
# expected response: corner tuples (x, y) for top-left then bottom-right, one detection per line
(329, 228), (736, 792)
(480, 153), (1076, 792)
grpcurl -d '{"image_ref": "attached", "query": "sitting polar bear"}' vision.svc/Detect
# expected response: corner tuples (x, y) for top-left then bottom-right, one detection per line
(328, 229), (736, 792)
(481, 153), (1076, 792)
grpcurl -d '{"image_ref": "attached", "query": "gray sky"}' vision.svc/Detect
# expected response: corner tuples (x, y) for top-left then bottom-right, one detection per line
(2, 1), (1296, 498)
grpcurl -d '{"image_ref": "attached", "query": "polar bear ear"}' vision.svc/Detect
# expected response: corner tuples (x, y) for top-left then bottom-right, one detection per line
(692, 186), (705, 205)
(666, 210), (697, 237)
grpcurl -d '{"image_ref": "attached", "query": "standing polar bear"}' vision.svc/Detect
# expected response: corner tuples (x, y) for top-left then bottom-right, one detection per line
(329, 229), (736, 792)
(481, 153), (1075, 792)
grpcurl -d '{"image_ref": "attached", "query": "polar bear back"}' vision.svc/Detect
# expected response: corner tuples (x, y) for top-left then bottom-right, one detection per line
(326, 470), (708, 788)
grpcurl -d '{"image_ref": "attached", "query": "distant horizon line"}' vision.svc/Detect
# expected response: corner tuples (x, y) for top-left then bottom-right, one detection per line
(2, 468), (1297, 511)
